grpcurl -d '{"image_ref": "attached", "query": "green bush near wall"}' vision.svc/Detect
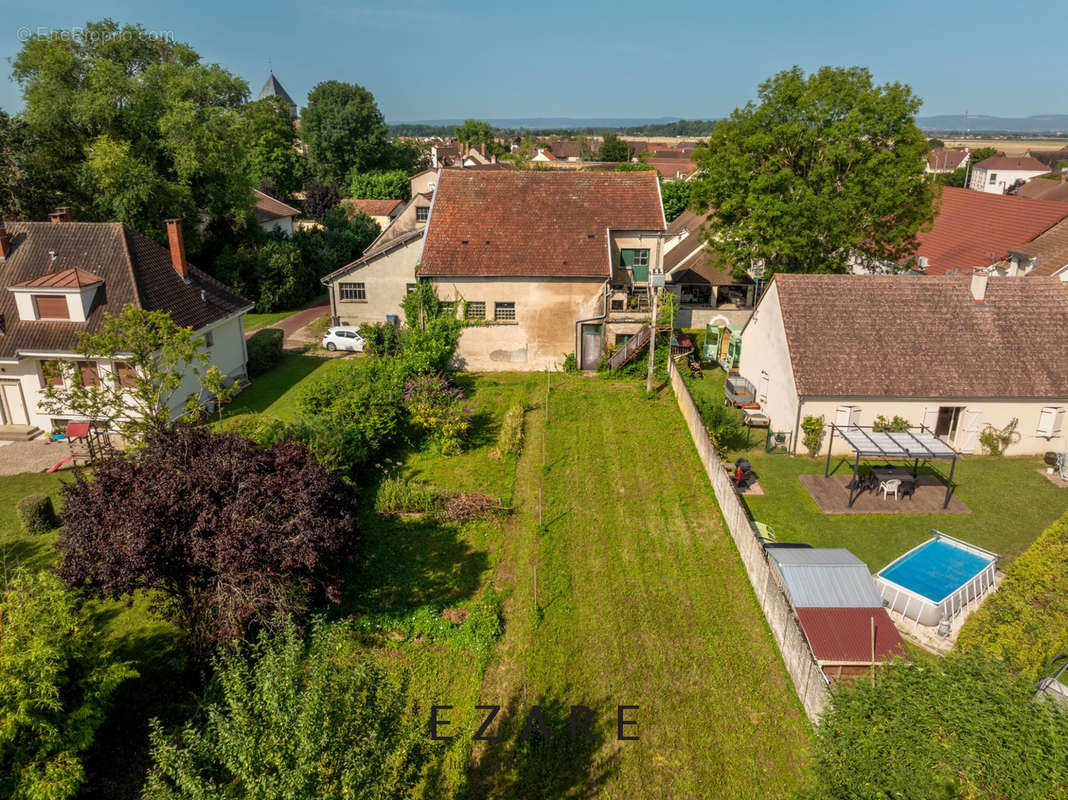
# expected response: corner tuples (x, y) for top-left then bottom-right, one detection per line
(246, 328), (285, 377)
(957, 509), (1068, 676)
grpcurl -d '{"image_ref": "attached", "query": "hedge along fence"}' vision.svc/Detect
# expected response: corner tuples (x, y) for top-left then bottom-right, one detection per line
(956, 509), (1068, 676)
(669, 360), (830, 720)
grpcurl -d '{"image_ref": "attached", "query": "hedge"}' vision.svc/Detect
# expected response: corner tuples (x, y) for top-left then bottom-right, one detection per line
(246, 328), (284, 377)
(956, 509), (1068, 675)
(16, 494), (57, 535)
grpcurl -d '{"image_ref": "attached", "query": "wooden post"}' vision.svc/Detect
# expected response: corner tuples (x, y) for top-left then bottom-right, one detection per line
(645, 289), (658, 394)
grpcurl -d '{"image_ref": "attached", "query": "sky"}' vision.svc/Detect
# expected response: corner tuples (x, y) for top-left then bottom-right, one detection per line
(1, 0), (1065, 122)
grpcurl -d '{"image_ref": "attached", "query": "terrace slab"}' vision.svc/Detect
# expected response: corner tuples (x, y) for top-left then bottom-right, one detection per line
(799, 474), (971, 514)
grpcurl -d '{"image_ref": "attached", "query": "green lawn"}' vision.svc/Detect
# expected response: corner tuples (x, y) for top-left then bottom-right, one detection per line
(469, 375), (810, 799)
(682, 366), (1068, 572)
(224, 352), (350, 421)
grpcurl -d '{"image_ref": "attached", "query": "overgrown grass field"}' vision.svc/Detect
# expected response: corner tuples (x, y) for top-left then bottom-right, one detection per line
(470, 375), (810, 799)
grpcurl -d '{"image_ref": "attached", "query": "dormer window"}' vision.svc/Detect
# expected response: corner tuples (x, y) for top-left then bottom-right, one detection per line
(416, 206), (430, 222)
(8, 267), (104, 322)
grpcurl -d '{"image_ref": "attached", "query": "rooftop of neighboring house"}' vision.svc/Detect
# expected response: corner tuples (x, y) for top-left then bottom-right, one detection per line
(0, 215), (251, 359)
(1025, 146), (1068, 168)
(912, 187), (1068, 275)
(418, 170), (665, 278)
(663, 210), (736, 284)
(359, 192), (433, 258)
(252, 189), (301, 225)
(1003, 216), (1068, 276)
(342, 198), (404, 218)
(972, 155), (1048, 172)
(1015, 174), (1068, 203)
(644, 157), (696, 179)
(926, 148), (969, 171)
(759, 273), (1068, 398)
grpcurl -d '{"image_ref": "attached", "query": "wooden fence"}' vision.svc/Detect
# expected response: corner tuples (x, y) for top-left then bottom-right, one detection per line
(669, 359), (830, 720)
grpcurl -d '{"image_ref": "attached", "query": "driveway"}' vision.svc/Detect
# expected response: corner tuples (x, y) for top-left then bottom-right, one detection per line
(0, 438), (77, 476)
(247, 300), (331, 349)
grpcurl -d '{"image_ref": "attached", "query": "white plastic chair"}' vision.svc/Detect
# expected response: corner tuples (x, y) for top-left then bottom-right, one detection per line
(880, 478), (901, 500)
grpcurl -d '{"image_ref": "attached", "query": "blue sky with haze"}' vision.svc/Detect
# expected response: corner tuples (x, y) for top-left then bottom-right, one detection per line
(1, 0), (1064, 122)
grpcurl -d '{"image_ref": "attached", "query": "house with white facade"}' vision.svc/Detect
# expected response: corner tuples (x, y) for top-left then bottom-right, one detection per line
(968, 156), (1048, 194)
(737, 273), (1068, 456)
(0, 210), (252, 438)
(253, 189), (300, 235)
(925, 148), (969, 174)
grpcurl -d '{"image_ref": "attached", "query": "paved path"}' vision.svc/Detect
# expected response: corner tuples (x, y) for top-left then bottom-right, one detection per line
(0, 439), (77, 476)
(273, 300), (330, 340)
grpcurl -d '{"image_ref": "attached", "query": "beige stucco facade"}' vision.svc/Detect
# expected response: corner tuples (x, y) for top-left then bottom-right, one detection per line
(432, 276), (606, 371)
(737, 280), (1067, 455)
(327, 236), (421, 327)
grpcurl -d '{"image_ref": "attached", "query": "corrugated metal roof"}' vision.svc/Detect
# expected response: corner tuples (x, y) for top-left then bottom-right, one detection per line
(795, 607), (907, 663)
(767, 547), (884, 608)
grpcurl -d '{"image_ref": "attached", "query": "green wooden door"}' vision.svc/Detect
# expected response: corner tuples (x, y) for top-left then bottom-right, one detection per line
(621, 249), (649, 283)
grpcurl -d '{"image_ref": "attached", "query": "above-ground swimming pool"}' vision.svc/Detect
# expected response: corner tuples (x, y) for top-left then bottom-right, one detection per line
(875, 532), (999, 631)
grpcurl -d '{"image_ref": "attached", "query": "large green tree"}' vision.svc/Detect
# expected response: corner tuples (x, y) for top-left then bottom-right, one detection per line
(242, 96), (305, 198)
(597, 133), (633, 162)
(454, 118), (504, 154)
(301, 81), (388, 187)
(690, 66), (936, 274)
(143, 621), (428, 800)
(348, 169), (411, 201)
(0, 570), (135, 800)
(11, 20), (253, 245)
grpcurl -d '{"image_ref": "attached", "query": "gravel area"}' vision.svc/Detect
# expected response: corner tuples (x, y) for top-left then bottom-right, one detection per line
(0, 438), (77, 476)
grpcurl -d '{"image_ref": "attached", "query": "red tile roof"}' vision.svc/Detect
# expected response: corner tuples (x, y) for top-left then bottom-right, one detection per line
(1005, 217), (1068, 276)
(795, 607), (907, 664)
(252, 189), (300, 222)
(419, 170), (665, 277)
(769, 273), (1068, 398)
(913, 187), (1068, 274)
(343, 198), (404, 217)
(973, 155), (1048, 172)
(926, 148), (969, 171)
(12, 266), (104, 288)
(1016, 175), (1068, 203)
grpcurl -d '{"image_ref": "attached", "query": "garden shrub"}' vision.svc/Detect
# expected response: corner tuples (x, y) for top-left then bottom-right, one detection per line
(16, 494), (57, 535)
(0, 570), (136, 800)
(358, 321), (402, 357)
(404, 374), (471, 455)
(496, 404), (525, 458)
(801, 414), (825, 457)
(689, 384), (744, 452)
(374, 476), (443, 515)
(143, 620), (429, 800)
(872, 414), (909, 432)
(802, 652), (1068, 800)
(562, 353), (578, 373)
(957, 509), (1068, 675)
(58, 425), (360, 655)
(246, 328), (284, 377)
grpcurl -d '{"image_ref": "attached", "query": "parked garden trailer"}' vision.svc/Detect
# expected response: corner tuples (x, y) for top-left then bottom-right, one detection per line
(725, 373), (756, 407)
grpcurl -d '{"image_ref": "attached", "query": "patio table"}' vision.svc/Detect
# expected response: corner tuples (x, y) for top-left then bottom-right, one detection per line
(871, 467), (916, 494)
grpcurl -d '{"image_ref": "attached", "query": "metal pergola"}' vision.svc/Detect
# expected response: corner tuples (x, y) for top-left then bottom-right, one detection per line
(824, 424), (959, 508)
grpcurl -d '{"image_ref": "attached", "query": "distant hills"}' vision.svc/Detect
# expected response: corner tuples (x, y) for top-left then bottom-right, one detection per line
(917, 114), (1068, 134)
(387, 114), (1068, 137)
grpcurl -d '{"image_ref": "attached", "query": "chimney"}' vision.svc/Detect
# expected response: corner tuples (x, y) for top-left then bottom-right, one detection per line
(970, 271), (988, 304)
(479, 142), (486, 157)
(49, 206), (73, 223)
(0, 225), (10, 259)
(165, 219), (189, 280)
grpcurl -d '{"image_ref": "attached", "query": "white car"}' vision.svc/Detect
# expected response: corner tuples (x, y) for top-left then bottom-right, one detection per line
(322, 326), (365, 352)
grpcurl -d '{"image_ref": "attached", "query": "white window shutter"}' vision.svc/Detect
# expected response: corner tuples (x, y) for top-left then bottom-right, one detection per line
(959, 408), (983, 453)
(1037, 407), (1065, 437)
(922, 407), (937, 431)
(835, 405), (859, 429)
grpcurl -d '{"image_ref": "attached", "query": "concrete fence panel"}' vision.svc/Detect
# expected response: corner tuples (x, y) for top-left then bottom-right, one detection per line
(669, 360), (830, 721)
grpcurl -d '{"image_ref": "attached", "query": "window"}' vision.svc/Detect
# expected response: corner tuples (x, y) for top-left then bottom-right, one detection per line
(416, 206), (430, 221)
(466, 301), (486, 320)
(339, 282), (366, 301)
(989, 173), (997, 183)
(633, 249), (649, 268)
(114, 362), (138, 388)
(610, 298), (625, 311)
(494, 302), (516, 321)
(406, 283), (418, 294)
(33, 295), (69, 320)
(620, 248), (651, 282)
(76, 361), (100, 387)
(40, 360), (62, 388)
(204, 331), (214, 348)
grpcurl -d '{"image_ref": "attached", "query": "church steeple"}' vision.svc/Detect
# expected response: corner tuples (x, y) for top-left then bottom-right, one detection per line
(257, 72), (298, 119)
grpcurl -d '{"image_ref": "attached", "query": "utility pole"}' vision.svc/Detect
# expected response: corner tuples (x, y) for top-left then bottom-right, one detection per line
(646, 267), (665, 393)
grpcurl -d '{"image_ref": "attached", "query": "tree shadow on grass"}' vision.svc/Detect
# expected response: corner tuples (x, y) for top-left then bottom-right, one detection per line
(340, 511), (491, 613)
(465, 689), (620, 799)
(0, 533), (56, 575)
(80, 615), (202, 800)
